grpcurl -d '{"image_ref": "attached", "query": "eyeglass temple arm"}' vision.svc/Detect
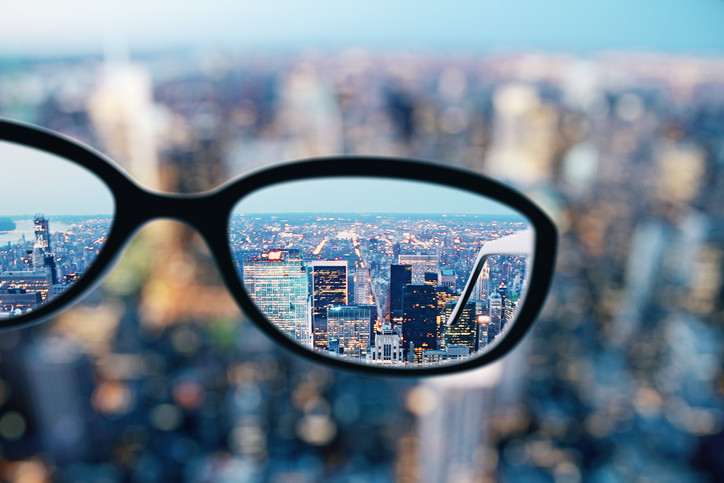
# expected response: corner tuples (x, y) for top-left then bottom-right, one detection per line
(446, 230), (534, 327)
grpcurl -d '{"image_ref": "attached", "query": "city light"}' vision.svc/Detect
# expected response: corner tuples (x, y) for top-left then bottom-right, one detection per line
(231, 210), (530, 366)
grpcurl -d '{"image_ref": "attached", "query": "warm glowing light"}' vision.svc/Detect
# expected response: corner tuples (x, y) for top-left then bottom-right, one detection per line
(312, 239), (327, 256)
(267, 250), (283, 260)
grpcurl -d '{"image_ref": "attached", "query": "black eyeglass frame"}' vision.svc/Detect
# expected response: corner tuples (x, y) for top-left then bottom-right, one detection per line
(0, 118), (557, 376)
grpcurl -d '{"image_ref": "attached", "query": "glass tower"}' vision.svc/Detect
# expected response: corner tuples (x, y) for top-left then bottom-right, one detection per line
(243, 250), (311, 347)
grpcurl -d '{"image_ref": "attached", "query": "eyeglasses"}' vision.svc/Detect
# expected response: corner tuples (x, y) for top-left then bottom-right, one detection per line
(0, 118), (556, 375)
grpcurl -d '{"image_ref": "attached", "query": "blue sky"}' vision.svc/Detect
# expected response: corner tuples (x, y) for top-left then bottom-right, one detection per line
(1, 0), (723, 56)
(234, 177), (525, 215)
(0, 141), (115, 216)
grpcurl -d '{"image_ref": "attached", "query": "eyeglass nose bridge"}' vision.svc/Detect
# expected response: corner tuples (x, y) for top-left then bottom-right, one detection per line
(117, 185), (229, 237)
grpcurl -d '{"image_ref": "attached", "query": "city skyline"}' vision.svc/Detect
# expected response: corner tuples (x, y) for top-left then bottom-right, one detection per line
(231, 210), (531, 366)
(0, 213), (112, 316)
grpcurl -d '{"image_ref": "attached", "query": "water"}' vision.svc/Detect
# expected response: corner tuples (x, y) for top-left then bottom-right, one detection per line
(0, 219), (72, 246)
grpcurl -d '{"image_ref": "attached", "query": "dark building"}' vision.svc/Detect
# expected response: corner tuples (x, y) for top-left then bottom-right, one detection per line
(402, 284), (439, 363)
(424, 271), (438, 285)
(389, 264), (412, 321)
(311, 261), (348, 350)
(442, 300), (478, 353)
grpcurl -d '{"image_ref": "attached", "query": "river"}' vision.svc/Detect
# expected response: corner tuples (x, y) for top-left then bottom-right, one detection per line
(0, 219), (72, 246)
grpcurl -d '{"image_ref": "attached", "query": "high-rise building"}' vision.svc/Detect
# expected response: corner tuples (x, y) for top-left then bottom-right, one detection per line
(32, 215), (57, 284)
(369, 322), (404, 364)
(88, 61), (159, 187)
(389, 264), (412, 320)
(311, 261), (348, 350)
(474, 264), (491, 302)
(402, 284), (439, 363)
(478, 315), (491, 351)
(442, 300), (478, 353)
(352, 303), (379, 344)
(32, 241), (45, 272)
(399, 253), (440, 284)
(353, 268), (373, 305)
(488, 291), (502, 344)
(433, 285), (458, 343)
(326, 305), (372, 360)
(243, 250), (311, 347)
(34, 215), (51, 250)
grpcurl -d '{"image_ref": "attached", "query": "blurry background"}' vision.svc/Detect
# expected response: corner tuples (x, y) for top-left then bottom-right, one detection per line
(1, 1), (724, 481)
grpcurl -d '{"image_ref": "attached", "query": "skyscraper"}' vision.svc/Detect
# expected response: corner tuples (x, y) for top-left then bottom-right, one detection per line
(488, 291), (502, 344)
(398, 253), (440, 284)
(402, 284), (439, 363)
(389, 263), (412, 321)
(369, 322), (404, 364)
(474, 263), (491, 302)
(34, 215), (51, 250)
(353, 268), (373, 305)
(243, 250), (311, 347)
(442, 300), (478, 353)
(33, 214), (57, 284)
(311, 261), (348, 350)
(326, 305), (372, 360)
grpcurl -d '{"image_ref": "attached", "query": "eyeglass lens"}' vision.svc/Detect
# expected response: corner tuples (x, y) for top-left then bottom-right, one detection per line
(0, 141), (114, 319)
(229, 177), (534, 368)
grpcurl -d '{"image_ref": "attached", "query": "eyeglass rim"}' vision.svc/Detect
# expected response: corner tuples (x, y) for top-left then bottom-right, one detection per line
(0, 118), (557, 376)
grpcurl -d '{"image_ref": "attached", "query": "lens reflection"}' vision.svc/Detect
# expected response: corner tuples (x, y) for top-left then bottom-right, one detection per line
(228, 177), (533, 368)
(0, 142), (115, 320)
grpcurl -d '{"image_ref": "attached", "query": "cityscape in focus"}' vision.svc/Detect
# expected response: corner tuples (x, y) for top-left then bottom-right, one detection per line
(0, 47), (722, 482)
(231, 212), (529, 366)
(0, 215), (111, 317)
(0, 205), (530, 367)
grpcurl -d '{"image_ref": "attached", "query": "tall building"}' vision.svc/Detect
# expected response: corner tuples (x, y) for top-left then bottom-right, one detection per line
(478, 316), (491, 351)
(243, 250), (311, 347)
(326, 305), (372, 360)
(442, 300), (478, 353)
(369, 322), (404, 364)
(32, 214), (57, 284)
(389, 264), (412, 320)
(503, 293), (520, 330)
(474, 264), (491, 302)
(353, 268), (373, 305)
(433, 285), (458, 344)
(311, 261), (348, 350)
(399, 253), (440, 284)
(88, 61), (159, 187)
(402, 284), (439, 363)
(488, 291), (502, 344)
(34, 215), (51, 250)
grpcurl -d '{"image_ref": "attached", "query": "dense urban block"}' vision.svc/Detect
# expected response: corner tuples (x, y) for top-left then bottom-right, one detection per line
(230, 212), (530, 366)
